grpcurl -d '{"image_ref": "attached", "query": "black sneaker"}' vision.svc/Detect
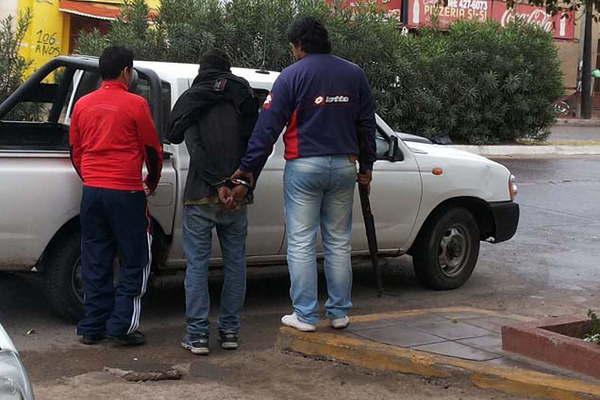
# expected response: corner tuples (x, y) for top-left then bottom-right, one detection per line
(108, 330), (146, 346)
(80, 333), (105, 345)
(181, 334), (209, 355)
(219, 332), (239, 350)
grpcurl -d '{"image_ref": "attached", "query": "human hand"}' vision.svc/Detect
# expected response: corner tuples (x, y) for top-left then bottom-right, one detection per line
(231, 184), (248, 203)
(231, 169), (254, 188)
(143, 181), (151, 196)
(357, 170), (372, 193)
(218, 186), (237, 209)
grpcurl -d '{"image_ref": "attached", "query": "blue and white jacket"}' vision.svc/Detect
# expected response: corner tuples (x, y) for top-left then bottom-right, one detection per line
(240, 54), (377, 175)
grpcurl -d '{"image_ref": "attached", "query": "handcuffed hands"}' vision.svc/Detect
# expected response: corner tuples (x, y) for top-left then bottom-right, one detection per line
(218, 186), (237, 210)
(231, 169), (255, 188)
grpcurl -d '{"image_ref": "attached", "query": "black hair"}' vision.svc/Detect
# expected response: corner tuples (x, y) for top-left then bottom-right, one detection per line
(287, 16), (332, 54)
(99, 46), (134, 80)
(199, 49), (232, 72)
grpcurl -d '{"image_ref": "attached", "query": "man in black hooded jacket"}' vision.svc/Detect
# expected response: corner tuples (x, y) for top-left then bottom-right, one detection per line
(167, 50), (258, 355)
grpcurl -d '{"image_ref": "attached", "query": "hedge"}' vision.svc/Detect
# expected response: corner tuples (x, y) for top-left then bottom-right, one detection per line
(76, 0), (563, 144)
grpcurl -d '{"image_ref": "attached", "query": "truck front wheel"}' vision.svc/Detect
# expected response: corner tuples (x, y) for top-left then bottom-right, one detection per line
(412, 207), (480, 290)
(43, 231), (84, 321)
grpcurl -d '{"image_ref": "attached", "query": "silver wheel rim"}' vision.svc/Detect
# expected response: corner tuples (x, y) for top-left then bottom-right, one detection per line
(438, 225), (470, 278)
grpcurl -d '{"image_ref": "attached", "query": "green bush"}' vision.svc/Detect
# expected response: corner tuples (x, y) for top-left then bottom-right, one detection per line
(0, 11), (31, 101)
(391, 20), (563, 143)
(76, 0), (563, 144)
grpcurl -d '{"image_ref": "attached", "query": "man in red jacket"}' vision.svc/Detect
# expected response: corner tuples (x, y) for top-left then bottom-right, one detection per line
(69, 46), (163, 346)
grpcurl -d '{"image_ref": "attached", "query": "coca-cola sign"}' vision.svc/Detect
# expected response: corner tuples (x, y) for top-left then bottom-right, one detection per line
(500, 8), (553, 32)
(492, 2), (574, 39)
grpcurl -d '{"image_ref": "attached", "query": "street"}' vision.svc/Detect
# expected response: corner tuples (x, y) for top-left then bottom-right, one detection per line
(1, 156), (600, 399)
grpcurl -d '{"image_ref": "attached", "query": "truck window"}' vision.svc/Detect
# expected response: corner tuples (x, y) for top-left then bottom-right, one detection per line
(130, 78), (171, 139)
(0, 66), (74, 151)
(67, 70), (170, 139)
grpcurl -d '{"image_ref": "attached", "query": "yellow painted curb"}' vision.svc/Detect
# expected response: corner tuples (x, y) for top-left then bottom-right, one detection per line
(277, 308), (600, 400)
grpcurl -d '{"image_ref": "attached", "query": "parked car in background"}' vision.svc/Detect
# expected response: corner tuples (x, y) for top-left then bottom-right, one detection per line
(0, 323), (34, 400)
(0, 56), (519, 321)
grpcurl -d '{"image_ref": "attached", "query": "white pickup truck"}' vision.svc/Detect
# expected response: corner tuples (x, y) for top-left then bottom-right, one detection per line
(0, 56), (519, 320)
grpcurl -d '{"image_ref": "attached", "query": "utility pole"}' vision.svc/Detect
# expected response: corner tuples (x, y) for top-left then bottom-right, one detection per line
(580, 0), (594, 119)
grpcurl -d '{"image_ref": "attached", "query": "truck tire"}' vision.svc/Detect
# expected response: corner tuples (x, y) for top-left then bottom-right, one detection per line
(43, 231), (84, 322)
(412, 207), (480, 290)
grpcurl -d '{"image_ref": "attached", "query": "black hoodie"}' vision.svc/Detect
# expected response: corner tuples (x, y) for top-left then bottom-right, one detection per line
(167, 68), (258, 204)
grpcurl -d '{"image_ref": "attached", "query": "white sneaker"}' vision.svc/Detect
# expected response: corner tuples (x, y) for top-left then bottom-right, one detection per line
(281, 313), (316, 332)
(331, 316), (350, 329)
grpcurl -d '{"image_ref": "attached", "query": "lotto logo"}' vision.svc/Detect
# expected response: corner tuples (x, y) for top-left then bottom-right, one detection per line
(326, 96), (350, 103)
(314, 95), (350, 105)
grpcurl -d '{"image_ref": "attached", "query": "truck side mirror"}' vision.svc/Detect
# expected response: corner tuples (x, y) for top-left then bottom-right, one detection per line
(388, 136), (404, 162)
(375, 134), (404, 162)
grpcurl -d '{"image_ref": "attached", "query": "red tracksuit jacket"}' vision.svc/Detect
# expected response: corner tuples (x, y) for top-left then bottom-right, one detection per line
(69, 81), (163, 193)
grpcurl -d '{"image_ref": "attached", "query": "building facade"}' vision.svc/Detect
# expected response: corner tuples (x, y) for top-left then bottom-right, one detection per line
(10, 0), (158, 74)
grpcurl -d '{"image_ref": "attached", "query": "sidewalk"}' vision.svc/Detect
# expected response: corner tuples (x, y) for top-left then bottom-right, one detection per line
(452, 144), (600, 157)
(554, 118), (600, 127)
(449, 124), (600, 157)
(277, 307), (600, 400)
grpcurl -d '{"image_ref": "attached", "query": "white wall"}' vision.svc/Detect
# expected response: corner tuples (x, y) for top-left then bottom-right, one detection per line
(0, 0), (18, 20)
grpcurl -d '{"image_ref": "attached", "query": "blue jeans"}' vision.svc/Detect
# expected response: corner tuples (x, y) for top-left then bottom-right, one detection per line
(284, 156), (356, 325)
(183, 204), (247, 336)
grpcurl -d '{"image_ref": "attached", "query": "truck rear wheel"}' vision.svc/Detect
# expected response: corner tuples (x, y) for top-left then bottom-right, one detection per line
(43, 231), (84, 321)
(412, 207), (480, 290)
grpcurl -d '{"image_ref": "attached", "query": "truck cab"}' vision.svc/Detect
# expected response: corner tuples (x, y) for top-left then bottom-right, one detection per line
(0, 56), (518, 321)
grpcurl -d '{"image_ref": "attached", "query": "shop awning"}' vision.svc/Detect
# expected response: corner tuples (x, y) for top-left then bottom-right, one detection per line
(59, 0), (121, 21)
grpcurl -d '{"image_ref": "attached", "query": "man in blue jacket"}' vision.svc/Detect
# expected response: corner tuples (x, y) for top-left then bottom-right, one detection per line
(233, 17), (376, 332)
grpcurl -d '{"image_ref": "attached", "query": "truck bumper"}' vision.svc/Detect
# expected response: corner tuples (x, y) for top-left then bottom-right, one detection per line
(489, 201), (519, 243)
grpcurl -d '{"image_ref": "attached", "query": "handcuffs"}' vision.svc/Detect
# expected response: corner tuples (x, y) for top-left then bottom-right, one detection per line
(216, 177), (253, 190)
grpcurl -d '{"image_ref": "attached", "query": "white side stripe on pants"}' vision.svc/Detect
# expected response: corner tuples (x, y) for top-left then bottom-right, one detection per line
(127, 231), (152, 335)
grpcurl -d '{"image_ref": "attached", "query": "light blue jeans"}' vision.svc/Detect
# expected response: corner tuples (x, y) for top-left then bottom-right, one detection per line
(183, 204), (247, 337)
(284, 155), (357, 325)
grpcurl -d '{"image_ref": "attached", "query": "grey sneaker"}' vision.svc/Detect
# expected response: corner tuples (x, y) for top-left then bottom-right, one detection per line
(181, 334), (209, 355)
(219, 332), (239, 350)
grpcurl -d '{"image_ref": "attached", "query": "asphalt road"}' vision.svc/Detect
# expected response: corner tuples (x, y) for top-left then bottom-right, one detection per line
(1, 156), (599, 399)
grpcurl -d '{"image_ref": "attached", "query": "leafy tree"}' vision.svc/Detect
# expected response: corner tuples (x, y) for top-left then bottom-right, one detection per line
(76, 0), (563, 143)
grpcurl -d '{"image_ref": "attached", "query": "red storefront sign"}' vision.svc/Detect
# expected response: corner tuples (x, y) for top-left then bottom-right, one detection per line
(405, 0), (573, 39)
(407, 0), (490, 29)
(490, 2), (574, 40)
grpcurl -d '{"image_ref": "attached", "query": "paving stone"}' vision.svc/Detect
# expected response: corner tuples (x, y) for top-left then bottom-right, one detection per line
(348, 318), (411, 332)
(438, 312), (488, 321)
(349, 314), (446, 332)
(410, 320), (494, 340)
(461, 317), (520, 334)
(456, 335), (503, 353)
(412, 341), (503, 361)
(350, 326), (446, 347)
